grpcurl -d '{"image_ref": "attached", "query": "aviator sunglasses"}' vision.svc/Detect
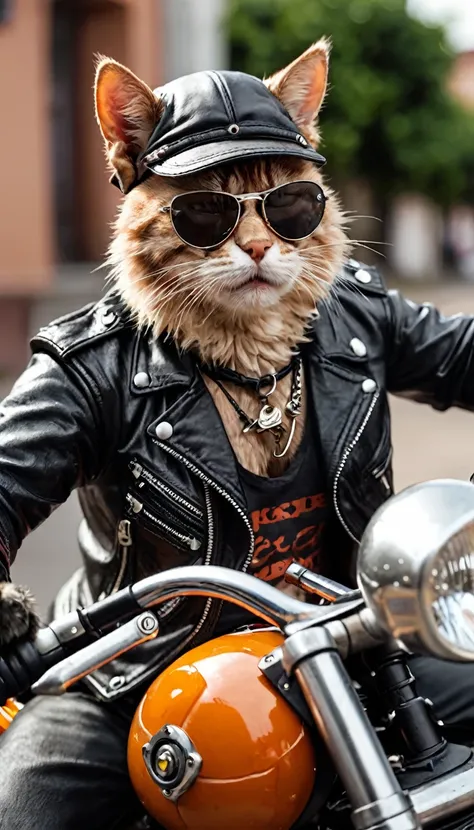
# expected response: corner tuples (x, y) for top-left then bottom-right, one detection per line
(159, 180), (327, 250)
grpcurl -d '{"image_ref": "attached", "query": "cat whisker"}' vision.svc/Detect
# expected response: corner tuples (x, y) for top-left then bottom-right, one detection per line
(303, 239), (391, 252)
(173, 274), (226, 328)
(298, 263), (349, 318)
(92, 261), (109, 275)
(332, 275), (374, 304)
(122, 263), (212, 286)
(340, 215), (384, 224)
(122, 262), (214, 294)
(109, 257), (219, 286)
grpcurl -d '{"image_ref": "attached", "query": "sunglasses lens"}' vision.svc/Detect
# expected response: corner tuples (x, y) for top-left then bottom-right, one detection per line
(170, 192), (239, 248)
(264, 181), (326, 240)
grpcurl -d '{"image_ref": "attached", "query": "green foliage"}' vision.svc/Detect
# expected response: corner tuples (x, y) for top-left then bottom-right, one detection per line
(227, 0), (474, 204)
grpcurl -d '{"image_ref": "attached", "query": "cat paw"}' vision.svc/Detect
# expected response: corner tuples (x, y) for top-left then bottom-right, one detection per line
(0, 583), (39, 647)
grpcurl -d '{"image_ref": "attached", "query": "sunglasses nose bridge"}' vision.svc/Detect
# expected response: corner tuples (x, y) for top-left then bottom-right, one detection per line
(233, 194), (267, 232)
(229, 193), (262, 231)
(236, 193), (265, 203)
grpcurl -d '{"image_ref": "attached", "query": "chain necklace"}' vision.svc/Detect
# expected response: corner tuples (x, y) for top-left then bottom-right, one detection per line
(207, 357), (303, 459)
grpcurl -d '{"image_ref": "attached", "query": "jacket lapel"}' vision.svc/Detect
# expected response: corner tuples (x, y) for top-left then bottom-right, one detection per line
(146, 375), (247, 513)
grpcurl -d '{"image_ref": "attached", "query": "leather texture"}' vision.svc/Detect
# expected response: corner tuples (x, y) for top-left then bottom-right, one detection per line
(140, 69), (326, 179)
(1, 259), (474, 699)
(0, 691), (143, 829)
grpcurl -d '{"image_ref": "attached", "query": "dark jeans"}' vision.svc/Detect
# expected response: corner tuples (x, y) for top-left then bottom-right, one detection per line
(1, 655), (474, 829)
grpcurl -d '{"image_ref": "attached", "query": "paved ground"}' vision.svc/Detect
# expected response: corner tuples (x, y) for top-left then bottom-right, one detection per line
(8, 280), (474, 614)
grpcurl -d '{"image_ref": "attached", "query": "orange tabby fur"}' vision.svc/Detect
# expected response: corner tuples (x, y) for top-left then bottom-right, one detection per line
(95, 42), (349, 477)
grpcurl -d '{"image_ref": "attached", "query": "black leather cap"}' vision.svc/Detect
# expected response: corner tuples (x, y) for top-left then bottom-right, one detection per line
(139, 69), (326, 179)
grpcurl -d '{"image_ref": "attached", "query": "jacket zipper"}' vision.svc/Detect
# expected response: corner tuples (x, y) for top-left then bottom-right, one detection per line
(153, 439), (254, 570)
(126, 494), (202, 551)
(186, 482), (215, 638)
(129, 460), (204, 520)
(120, 440), (254, 671)
(372, 447), (393, 494)
(333, 391), (380, 544)
(153, 439), (254, 640)
(371, 447), (392, 480)
(373, 468), (391, 494)
(110, 519), (133, 594)
(156, 483), (217, 647)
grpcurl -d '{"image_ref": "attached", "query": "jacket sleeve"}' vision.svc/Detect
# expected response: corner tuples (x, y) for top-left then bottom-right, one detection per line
(384, 288), (474, 411)
(0, 350), (115, 580)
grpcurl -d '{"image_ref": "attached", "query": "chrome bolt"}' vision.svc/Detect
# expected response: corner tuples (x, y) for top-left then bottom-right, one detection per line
(137, 613), (158, 635)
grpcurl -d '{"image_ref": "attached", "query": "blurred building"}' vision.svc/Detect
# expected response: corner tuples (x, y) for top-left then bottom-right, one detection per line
(444, 51), (474, 280)
(387, 49), (474, 283)
(449, 50), (474, 110)
(0, 0), (227, 379)
(0, 0), (164, 375)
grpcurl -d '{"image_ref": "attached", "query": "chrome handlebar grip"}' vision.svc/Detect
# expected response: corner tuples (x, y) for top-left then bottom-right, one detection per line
(285, 562), (350, 601)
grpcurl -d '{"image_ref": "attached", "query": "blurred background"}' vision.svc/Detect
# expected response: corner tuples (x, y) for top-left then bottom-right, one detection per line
(1, 0), (474, 612)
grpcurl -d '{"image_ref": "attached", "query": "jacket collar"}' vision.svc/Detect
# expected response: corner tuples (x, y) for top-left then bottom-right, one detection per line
(127, 261), (384, 394)
(130, 329), (195, 395)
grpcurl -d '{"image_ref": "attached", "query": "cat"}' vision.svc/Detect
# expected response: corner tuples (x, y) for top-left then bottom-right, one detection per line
(95, 41), (349, 478)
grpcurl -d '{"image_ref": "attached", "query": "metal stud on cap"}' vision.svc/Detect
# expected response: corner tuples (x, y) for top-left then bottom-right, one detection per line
(155, 422), (173, 440)
(228, 124), (240, 135)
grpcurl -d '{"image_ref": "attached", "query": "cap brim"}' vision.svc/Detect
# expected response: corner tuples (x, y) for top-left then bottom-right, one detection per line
(146, 138), (326, 178)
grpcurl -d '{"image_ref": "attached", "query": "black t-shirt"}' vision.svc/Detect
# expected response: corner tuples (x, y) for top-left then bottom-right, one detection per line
(240, 429), (328, 590)
(215, 416), (331, 634)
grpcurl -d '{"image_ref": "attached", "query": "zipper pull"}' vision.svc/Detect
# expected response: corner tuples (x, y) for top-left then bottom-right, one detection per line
(188, 537), (201, 551)
(126, 493), (143, 514)
(380, 474), (391, 494)
(129, 460), (143, 480)
(117, 519), (133, 547)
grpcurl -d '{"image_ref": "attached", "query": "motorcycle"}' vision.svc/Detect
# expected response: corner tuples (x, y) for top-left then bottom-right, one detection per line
(2, 478), (474, 830)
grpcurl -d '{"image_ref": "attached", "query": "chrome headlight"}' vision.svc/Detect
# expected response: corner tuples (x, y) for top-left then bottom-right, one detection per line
(357, 479), (474, 661)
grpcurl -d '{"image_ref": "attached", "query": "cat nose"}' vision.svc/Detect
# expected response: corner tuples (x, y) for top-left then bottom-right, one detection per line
(242, 240), (271, 262)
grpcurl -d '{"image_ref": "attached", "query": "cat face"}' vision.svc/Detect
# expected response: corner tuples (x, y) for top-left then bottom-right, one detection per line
(95, 43), (348, 359)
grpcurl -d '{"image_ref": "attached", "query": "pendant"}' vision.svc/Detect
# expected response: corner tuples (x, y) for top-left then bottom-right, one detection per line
(242, 419), (258, 434)
(273, 416), (297, 458)
(285, 399), (302, 418)
(257, 404), (282, 431)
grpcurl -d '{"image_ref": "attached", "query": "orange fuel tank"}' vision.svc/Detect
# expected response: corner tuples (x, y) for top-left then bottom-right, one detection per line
(0, 699), (23, 733)
(128, 628), (317, 830)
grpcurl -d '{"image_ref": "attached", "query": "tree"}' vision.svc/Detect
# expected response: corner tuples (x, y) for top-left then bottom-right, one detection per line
(227, 0), (474, 206)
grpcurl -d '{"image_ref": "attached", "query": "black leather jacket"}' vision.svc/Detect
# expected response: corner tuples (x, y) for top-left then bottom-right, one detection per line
(1, 259), (473, 700)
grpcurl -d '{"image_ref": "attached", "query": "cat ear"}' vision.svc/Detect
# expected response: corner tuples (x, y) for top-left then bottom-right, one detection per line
(264, 39), (330, 136)
(94, 56), (162, 194)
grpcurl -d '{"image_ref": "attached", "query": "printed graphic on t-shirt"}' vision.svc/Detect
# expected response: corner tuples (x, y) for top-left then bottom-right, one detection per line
(250, 493), (327, 585)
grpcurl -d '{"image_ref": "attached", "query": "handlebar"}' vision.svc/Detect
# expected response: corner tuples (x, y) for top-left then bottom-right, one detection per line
(130, 565), (326, 624)
(0, 565), (368, 706)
